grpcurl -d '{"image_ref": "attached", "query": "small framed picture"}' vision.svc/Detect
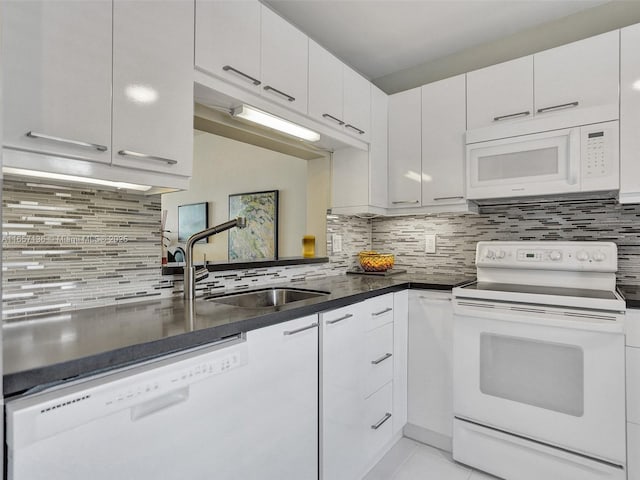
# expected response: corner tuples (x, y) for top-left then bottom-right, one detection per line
(228, 190), (278, 260)
(178, 202), (209, 243)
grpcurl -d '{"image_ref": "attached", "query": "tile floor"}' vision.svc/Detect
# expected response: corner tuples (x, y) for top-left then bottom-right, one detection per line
(364, 437), (501, 480)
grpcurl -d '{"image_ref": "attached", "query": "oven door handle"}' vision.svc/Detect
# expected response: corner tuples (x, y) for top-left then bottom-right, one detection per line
(453, 299), (624, 333)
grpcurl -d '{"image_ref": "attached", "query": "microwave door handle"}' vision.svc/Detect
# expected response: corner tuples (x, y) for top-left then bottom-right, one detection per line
(568, 129), (580, 185)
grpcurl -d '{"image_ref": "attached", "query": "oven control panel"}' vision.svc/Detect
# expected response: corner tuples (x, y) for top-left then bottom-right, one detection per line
(476, 241), (617, 272)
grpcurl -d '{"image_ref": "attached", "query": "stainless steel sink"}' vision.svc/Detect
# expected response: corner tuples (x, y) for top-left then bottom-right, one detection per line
(205, 287), (330, 308)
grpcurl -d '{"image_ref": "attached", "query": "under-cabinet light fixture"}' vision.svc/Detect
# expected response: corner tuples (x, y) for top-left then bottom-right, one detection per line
(2, 167), (153, 192)
(231, 104), (321, 142)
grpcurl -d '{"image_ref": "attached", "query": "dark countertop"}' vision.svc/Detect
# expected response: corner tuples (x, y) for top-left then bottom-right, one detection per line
(3, 273), (472, 397)
(619, 284), (640, 309)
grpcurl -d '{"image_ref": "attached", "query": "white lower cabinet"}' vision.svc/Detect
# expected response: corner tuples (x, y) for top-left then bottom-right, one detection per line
(245, 315), (318, 479)
(627, 308), (640, 480)
(629, 422), (640, 480)
(406, 290), (453, 451)
(321, 292), (408, 480)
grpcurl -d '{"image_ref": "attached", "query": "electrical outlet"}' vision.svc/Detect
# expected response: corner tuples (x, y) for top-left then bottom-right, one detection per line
(332, 234), (343, 253)
(425, 234), (436, 254)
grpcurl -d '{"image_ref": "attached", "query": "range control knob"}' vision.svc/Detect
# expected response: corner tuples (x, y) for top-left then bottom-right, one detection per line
(549, 250), (562, 261)
(485, 249), (496, 259)
(576, 250), (590, 262)
(592, 251), (606, 262)
(496, 250), (506, 259)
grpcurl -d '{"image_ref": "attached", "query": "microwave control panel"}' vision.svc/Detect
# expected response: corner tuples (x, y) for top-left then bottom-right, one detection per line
(581, 121), (619, 191)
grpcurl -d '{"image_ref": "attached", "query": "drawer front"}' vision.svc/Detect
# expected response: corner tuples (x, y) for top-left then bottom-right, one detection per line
(629, 422), (640, 480)
(365, 323), (394, 397)
(627, 309), (640, 348)
(365, 293), (394, 331)
(364, 381), (394, 463)
(628, 347), (640, 424)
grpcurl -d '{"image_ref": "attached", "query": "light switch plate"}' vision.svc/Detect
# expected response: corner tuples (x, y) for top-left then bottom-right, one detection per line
(332, 234), (343, 253)
(425, 234), (436, 254)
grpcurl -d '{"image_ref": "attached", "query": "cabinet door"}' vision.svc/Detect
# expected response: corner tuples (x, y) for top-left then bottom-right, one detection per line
(370, 86), (389, 208)
(534, 31), (619, 118)
(246, 315), (318, 479)
(629, 422), (640, 480)
(195, 0), (262, 91)
(112, 0), (193, 176)
(261, 6), (308, 114)
(620, 23), (640, 204)
(408, 291), (454, 443)
(343, 67), (371, 142)
(308, 40), (344, 128)
(388, 87), (422, 208)
(466, 56), (533, 130)
(421, 75), (466, 206)
(322, 303), (366, 480)
(392, 290), (409, 436)
(2, 0), (112, 163)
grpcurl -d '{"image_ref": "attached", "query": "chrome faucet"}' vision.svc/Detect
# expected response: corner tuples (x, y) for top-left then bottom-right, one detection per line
(183, 217), (247, 300)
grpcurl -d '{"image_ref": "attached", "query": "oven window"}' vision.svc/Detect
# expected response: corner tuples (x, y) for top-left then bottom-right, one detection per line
(479, 333), (584, 417)
(477, 147), (559, 181)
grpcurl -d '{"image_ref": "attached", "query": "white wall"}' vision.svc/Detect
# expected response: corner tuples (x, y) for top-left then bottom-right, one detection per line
(162, 131), (327, 262)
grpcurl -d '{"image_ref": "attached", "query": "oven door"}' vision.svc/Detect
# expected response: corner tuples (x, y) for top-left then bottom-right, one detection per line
(453, 299), (626, 465)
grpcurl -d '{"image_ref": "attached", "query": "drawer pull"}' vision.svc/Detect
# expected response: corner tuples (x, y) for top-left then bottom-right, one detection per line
(537, 101), (579, 114)
(283, 322), (318, 336)
(433, 196), (463, 201)
(372, 307), (393, 317)
(371, 412), (392, 430)
(322, 113), (345, 126)
(345, 124), (365, 135)
(493, 111), (530, 122)
(419, 296), (451, 302)
(26, 131), (108, 152)
(118, 150), (178, 165)
(222, 65), (261, 86)
(263, 85), (295, 102)
(371, 352), (392, 365)
(391, 200), (420, 205)
(326, 313), (353, 325)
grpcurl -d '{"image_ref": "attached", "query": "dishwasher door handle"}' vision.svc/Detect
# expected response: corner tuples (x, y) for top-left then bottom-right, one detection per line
(131, 387), (190, 421)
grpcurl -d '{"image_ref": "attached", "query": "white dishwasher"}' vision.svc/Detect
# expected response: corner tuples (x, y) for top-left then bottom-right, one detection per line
(6, 335), (250, 480)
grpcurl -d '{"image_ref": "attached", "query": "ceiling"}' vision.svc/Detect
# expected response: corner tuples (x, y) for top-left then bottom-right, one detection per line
(264, 0), (609, 83)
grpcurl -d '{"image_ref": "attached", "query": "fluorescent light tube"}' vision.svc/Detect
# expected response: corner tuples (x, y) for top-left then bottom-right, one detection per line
(232, 104), (321, 142)
(2, 167), (153, 192)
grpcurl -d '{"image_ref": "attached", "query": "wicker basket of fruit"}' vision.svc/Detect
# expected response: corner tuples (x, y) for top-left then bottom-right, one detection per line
(358, 251), (395, 272)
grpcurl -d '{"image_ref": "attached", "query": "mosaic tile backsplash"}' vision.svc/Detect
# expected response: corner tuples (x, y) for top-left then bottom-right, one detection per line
(4, 177), (640, 320)
(371, 195), (640, 285)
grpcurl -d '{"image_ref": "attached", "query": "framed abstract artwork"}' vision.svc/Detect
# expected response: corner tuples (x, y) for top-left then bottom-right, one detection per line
(178, 202), (209, 243)
(228, 190), (278, 260)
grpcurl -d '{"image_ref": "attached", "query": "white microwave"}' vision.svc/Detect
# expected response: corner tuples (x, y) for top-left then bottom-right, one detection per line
(465, 121), (619, 200)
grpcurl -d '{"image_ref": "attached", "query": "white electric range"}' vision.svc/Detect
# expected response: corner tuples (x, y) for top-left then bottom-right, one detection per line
(452, 241), (626, 480)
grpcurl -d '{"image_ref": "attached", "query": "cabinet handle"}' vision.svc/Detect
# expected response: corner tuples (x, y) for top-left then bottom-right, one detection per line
(391, 200), (420, 205)
(118, 150), (178, 165)
(493, 111), (530, 122)
(371, 352), (392, 365)
(372, 307), (393, 317)
(371, 412), (392, 430)
(26, 131), (108, 152)
(537, 101), (579, 114)
(326, 313), (353, 325)
(433, 196), (463, 201)
(345, 124), (365, 135)
(283, 322), (318, 336)
(419, 296), (451, 302)
(263, 85), (295, 102)
(222, 65), (261, 86)
(322, 113), (345, 126)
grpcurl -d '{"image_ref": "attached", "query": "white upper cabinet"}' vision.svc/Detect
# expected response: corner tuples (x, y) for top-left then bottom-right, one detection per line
(370, 85), (389, 208)
(343, 67), (372, 142)
(388, 87), (422, 208)
(421, 75), (467, 206)
(466, 56), (534, 130)
(308, 40), (344, 127)
(534, 31), (619, 118)
(260, 6), (309, 114)
(2, 0), (113, 163)
(620, 23), (640, 204)
(112, 0), (194, 177)
(194, 0), (262, 91)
